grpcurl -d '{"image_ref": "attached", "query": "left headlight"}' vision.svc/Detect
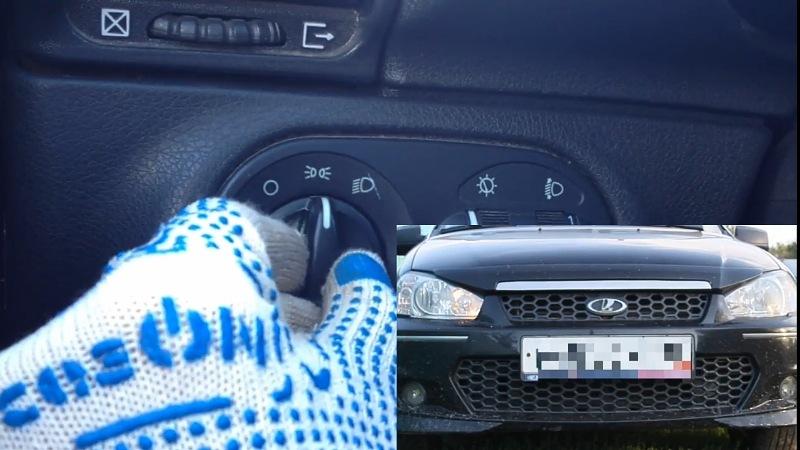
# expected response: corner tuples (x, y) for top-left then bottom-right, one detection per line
(397, 271), (484, 319)
(718, 271), (797, 321)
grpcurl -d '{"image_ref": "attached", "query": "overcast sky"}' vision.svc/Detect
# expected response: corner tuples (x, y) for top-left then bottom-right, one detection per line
(752, 225), (796, 245)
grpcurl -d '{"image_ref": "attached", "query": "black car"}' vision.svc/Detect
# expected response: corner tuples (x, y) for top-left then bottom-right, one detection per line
(397, 225), (797, 449)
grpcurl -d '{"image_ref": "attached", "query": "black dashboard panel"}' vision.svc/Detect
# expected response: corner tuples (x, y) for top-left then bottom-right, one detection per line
(219, 137), (616, 279)
(15, 0), (398, 81)
(1, 68), (775, 346)
(384, 0), (797, 115)
(221, 138), (613, 224)
(0, 0), (795, 346)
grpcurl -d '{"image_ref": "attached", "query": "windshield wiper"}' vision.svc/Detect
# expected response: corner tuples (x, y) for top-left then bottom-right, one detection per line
(432, 224), (486, 235)
(662, 225), (704, 231)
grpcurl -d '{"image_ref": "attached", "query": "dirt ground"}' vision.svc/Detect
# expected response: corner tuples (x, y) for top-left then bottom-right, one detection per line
(399, 428), (750, 450)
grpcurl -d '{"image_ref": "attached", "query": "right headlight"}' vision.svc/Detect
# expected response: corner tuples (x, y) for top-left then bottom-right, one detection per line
(718, 270), (797, 321)
(397, 271), (484, 320)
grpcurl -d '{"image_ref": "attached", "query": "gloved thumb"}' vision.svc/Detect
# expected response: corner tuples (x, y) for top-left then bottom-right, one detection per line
(314, 251), (396, 382)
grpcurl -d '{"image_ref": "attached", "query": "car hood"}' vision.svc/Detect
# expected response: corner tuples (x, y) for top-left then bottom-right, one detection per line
(409, 227), (781, 291)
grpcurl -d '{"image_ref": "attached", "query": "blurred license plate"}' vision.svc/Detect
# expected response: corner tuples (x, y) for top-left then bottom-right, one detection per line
(520, 335), (693, 381)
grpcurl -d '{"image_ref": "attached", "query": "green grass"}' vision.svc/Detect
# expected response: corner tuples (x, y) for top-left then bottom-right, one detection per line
(400, 428), (747, 450)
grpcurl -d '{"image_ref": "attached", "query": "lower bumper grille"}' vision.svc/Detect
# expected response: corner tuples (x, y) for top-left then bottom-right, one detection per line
(454, 356), (755, 418)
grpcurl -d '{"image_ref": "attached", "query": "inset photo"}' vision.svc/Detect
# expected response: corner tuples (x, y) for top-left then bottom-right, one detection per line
(396, 225), (797, 450)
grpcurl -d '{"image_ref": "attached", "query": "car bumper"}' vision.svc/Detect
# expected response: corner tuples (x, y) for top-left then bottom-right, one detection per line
(397, 315), (797, 432)
(399, 408), (798, 433)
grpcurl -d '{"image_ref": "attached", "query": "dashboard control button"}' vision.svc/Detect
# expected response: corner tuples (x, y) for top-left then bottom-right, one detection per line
(177, 15), (199, 41)
(222, 150), (411, 288)
(149, 15), (285, 46)
(148, 15), (171, 39)
(227, 19), (251, 44)
(202, 18), (225, 43)
(272, 196), (382, 302)
(459, 163), (584, 209)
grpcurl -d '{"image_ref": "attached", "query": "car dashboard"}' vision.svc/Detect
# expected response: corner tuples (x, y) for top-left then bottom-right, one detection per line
(0, 0), (797, 347)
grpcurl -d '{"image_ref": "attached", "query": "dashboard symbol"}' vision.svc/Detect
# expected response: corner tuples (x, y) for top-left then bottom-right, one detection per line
(544, 177), (564, 200)
(302, 22), (334, 50)
(304, 165), (332, 181)
(352, 175), (380, 199)
(476, 174), (497, 197)
(101, 8), (130, 37)
(262, 179), (280, 196)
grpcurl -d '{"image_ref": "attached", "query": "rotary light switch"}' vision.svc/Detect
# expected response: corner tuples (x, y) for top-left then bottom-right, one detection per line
(272, 196), (382, 302)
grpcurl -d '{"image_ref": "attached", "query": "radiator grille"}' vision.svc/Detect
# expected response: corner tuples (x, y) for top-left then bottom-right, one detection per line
(500, 291), (710, 322)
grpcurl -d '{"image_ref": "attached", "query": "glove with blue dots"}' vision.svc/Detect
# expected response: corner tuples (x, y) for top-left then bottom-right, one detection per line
(0, 198), (397, 450)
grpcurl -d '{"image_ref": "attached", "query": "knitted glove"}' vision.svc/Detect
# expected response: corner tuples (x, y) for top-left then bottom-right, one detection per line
(0, 198), (397, 450)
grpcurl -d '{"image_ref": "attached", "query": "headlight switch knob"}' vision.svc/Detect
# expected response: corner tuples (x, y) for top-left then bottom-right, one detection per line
(272, 196), (382, 302)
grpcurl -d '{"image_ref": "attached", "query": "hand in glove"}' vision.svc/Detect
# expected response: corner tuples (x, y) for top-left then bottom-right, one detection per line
(0, 198), (396, 450)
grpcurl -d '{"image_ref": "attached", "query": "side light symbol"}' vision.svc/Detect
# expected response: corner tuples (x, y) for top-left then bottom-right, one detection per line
(304, 165), (332, 181)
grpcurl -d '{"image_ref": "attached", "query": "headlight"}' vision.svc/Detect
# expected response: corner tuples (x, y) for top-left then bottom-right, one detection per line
(718, 271), (797, 321)
(397, 271), (483, 319)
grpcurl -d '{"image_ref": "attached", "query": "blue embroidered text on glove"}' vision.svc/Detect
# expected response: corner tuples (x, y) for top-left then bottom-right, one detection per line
(0, 198), (397, 450)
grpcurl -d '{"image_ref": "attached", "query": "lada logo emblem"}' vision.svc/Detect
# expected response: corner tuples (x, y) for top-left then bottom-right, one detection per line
(586, 298), (628, 317)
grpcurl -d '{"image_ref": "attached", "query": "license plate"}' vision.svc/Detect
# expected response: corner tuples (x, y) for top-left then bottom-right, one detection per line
(520, 335), (694, 381)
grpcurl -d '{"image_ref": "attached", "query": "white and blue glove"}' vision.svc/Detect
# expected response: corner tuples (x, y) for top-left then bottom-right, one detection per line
(0, 198), (397, 450)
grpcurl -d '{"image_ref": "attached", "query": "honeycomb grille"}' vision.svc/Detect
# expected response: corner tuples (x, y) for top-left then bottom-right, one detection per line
(454, 356), (755, 416)
(500, 291), (710, 322)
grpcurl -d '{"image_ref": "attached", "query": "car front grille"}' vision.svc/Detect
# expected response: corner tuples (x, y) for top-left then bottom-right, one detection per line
(453, 356), (755, 419)
(499, 291), (710, 322)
